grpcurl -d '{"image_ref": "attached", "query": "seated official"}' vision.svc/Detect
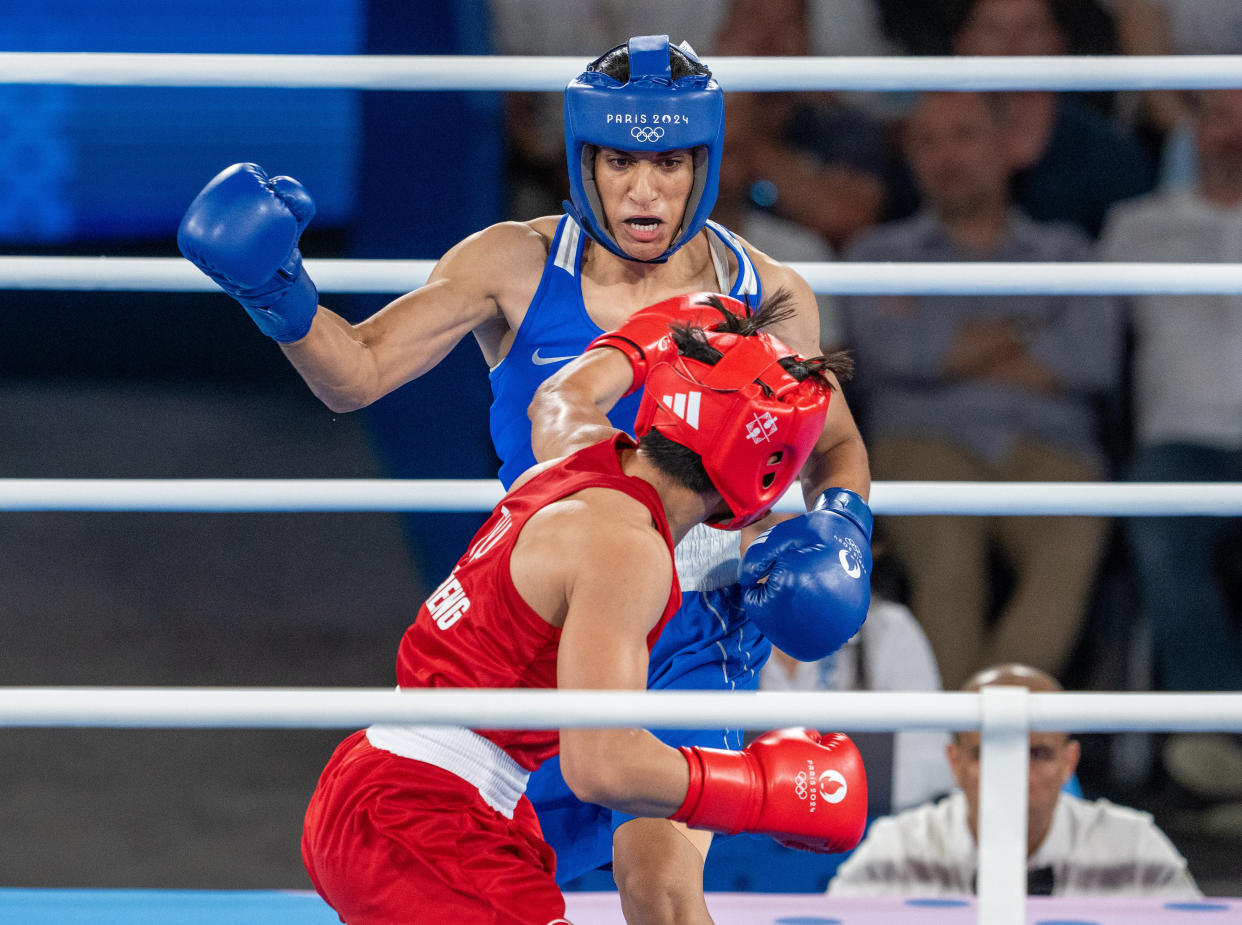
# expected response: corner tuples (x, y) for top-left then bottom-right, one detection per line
(828, 664), (1201, 898)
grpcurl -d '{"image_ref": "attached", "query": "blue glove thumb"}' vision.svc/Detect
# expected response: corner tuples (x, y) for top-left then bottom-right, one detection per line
(269, 174), (316, 229)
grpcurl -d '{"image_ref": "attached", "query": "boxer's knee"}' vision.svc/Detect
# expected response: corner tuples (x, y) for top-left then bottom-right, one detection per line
(612, 817), (713, 925)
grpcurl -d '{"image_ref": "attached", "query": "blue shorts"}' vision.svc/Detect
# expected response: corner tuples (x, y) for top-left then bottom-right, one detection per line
(526, 585), (770, 884)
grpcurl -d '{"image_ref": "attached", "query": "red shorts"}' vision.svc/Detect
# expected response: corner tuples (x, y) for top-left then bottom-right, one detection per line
(302, 730), (570, 925)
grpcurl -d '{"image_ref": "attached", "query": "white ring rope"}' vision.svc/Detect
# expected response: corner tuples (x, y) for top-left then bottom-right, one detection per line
(5, 256), (1242, 296)
(2, 479), (1241, 516)
(0, 687), (1238, 732)
(2, 52), (1242, 91)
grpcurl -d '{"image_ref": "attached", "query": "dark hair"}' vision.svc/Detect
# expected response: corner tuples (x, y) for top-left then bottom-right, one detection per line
(590, 40), (711, 83)
(639, 429), (716, 495)
(638, 289), (851, 495)
(671, 289), (854, 385)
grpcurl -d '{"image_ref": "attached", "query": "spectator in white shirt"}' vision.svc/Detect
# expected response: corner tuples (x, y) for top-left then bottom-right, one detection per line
(828, 664), (1201, 898)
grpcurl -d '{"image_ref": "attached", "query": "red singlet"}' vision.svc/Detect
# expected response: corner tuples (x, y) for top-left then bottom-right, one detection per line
(303, 435), (681, 924)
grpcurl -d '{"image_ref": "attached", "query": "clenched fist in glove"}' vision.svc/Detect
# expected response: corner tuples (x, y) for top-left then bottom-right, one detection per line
(178, 162), (320, 343)
(739, 488), (873, 661)
(670, 727), (867, 853)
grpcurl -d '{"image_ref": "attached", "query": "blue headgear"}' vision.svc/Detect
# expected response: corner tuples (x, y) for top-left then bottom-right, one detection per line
(563, 35), (725, 264)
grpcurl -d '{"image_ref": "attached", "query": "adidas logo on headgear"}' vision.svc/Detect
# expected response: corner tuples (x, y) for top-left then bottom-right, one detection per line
(662, 391), (701, 428)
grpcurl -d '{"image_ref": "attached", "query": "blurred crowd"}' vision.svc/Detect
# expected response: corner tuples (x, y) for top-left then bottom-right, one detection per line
(490, 0), (1242, 835)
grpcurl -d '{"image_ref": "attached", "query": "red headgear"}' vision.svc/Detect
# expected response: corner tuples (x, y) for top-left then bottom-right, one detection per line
(633, 298), (831, 529)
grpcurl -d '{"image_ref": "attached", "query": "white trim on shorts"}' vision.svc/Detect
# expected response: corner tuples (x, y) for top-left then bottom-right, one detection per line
(366, 723), (530, 819)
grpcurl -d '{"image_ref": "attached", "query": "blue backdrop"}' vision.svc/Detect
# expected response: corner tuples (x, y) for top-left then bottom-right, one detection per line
(1, 0), (504, 582)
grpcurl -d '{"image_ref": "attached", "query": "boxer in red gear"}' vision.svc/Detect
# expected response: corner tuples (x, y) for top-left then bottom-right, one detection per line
(300, 297), (867, 925)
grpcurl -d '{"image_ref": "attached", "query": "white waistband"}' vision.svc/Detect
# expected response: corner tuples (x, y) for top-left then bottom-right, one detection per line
(366, 723), (530, 819)
(674, 523), (741, 592)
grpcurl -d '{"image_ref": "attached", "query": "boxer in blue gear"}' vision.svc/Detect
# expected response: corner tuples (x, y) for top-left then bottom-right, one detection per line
(179, 35), (872, 924)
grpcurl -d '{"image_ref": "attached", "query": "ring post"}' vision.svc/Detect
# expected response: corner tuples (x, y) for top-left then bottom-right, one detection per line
(978, 684), (1029, 925)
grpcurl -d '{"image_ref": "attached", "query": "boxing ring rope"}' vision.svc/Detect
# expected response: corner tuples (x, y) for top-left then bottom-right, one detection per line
(7, 255), (1242, 296)
(2, 687), (1238, 734)
(3, 51), (1242, 91)
(4, 47), (1241, 925)
(1, 478), (1240, 516)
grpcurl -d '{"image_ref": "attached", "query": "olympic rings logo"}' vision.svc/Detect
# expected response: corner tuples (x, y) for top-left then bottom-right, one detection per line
(631, 126), (665, 143)
(794, 771), (810, 799)
(794, 769), (848, 804)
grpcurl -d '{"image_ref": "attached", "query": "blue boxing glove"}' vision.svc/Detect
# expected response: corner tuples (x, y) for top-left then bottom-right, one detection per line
(178, 162), (319, 343)
(739, 488), (873, 661)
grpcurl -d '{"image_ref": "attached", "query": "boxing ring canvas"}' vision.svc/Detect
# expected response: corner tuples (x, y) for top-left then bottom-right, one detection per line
(1, 889), (1238, 924)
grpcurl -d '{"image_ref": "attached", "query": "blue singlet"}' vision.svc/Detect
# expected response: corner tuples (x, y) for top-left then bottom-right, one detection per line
(488, 215), (769, 883)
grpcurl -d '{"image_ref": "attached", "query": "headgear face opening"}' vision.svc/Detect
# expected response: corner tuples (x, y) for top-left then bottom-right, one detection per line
(563, 34), (725, 265)
(633, 296), (831, 530)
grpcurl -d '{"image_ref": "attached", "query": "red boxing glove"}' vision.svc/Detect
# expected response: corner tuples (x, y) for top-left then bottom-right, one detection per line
(585, 292), (744, 397)
(670, 728), (867, 854)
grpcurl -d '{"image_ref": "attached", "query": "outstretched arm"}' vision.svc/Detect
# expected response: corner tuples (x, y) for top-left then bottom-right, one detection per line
(528, 348), (634, 463)
(180, 163), (545, 412)
(527, 292), (727, 462)
(278, 231), (521, 412)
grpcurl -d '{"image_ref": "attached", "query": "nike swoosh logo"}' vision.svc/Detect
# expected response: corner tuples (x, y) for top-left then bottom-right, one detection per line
(531, 348), (580, 366)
